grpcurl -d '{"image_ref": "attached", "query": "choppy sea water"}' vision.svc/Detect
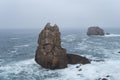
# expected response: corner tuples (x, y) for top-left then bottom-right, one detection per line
(0, 29), (120, 80)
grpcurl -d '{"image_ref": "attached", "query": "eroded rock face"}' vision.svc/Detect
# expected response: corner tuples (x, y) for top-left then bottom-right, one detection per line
(35, 23), (90, 69)
(87, 26), (104, 36)
(35, 23), (67, 69)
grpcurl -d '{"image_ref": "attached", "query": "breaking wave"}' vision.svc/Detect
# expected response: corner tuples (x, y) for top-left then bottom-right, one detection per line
(0, 59), (120, 80)
(14, 44), (29, 48)
(1, 31), (120, 80)
(104, 34), (120, 37)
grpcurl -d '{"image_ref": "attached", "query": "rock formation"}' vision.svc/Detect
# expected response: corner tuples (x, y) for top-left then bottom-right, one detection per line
(35, 23), (67, 69)
(106, 33), (110, 35)
(67, 54), (90, 64)
(87, 26), (105, 36)
(35, 23), (90, 69)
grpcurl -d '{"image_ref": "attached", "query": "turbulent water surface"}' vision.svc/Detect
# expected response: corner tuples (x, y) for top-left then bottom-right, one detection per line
(0, 29), (120, 80)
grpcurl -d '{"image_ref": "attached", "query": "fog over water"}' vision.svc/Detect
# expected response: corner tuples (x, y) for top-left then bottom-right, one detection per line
(0, 0), (120, 32)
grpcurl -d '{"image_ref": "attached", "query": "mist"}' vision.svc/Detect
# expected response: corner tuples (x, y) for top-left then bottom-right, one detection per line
(0, 0), (120, 31)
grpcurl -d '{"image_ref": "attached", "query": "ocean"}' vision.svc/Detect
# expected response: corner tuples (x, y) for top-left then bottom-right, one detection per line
(0, 29), (120, 80)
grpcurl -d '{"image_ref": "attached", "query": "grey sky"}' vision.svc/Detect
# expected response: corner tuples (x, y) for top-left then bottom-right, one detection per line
(0, 0), (120, 29)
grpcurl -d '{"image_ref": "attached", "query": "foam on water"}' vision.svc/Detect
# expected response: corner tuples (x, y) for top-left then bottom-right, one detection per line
(0, 58), (120, 80)
(14, 45), (29, 48)
(62, 34), (76, 42)
(74, 40), (88, 51)
(1, 31), (120, 80)
(104, 34), (120, 37)
(0, 59), (41, 80)
(77, 60), (120, 80)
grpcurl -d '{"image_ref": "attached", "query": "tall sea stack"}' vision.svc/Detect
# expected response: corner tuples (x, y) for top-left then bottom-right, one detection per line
(35, 23), (90, 69)
(35, 23), (67, 69)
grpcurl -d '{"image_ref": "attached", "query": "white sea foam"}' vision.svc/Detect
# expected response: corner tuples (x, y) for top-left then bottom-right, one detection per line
(0, 59), (36, 74)
(0, 58), (120, 80)
(75, 43), (88, 50)
(43, 59), (120, 80)
(105, 34), (120, 37)
(74, 38), (89, 51)
(14, 44), (29, 48)
(62, 34), (76, 42)
(62, 60), (120, 80)
(11, 50), (17, 53)
(7, 48), (18, 55)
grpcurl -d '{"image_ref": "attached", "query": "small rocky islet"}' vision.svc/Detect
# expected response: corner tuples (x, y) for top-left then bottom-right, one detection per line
(35, 23), (90, 69)
(87, 26), (105, 36)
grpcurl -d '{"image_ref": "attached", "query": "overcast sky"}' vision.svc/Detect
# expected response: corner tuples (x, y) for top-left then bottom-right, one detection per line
(0, 0), (120, 29)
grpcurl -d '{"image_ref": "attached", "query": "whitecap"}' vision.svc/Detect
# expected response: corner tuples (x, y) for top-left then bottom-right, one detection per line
(0, 58), (120, 80)
(75, 43), (88, 50)
(62, 34), (76, 42)
(10, 38), (20, 40)
(0, 59), (37, 74)
(7, 48), (18, 55)
(78, 60), (120, 80)
(45, 59), (120, 80)
(14, 44), (29, 48)
(104, 34), (120, 37)
(10, 50), (17, 53)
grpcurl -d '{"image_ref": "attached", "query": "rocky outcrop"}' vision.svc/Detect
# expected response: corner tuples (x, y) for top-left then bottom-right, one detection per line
(87, 26), (105, 36)
(35, 23), (90, 69)
(35, 23), (67, 69)
(106, 33), (110, 35)
(67, 54), (90, 64)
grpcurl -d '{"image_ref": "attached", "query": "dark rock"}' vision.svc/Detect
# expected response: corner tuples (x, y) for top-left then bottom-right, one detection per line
(106, 33), (110, 35)
(77, 74), (82, 76)
(76, 66), (80, 68)
(79, 69), (82, 71)
(35, 23), (67, 69)
(35, 23), (90, 69)
(98, 78), (102, 80)
(67, 54), (90, 64)
(98, 77), (108, 80)
(87, 26), (105, 36)
(118, 51), (120, 53)
(106, 75), (110, 77)
(92, 59), (105, 62)
(101, 78), (108, 80)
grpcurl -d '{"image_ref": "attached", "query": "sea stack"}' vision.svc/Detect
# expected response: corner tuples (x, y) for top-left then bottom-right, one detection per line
(87, 26), (105, 36)
(35, 23), (67, 69)
(35, 23), (90, 69)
